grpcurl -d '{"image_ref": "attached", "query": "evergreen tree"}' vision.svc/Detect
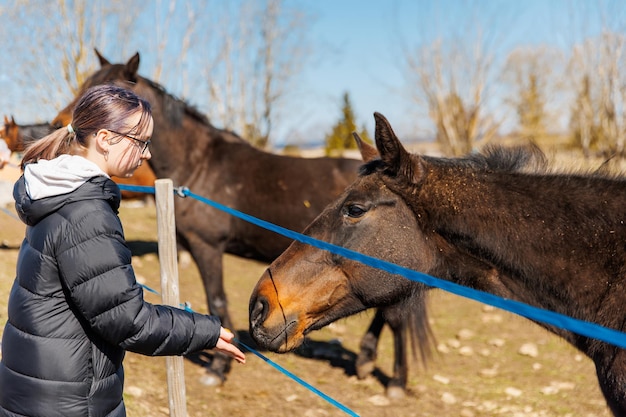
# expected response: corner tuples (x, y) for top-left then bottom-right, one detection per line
(324, 92), (372, 156)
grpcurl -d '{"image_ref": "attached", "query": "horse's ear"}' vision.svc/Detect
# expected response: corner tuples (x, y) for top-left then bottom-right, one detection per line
(3, 115), (8, 125)
(373, 112), (424, 183)
(94, 48), (110, 67)
(353, 132), (378, 162)
(124, 52), (140, 82)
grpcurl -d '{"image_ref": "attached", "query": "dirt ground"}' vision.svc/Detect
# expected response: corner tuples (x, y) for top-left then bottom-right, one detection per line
(0, 186), (614, 417)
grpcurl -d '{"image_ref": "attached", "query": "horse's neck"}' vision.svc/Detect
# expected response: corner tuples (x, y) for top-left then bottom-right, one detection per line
(421, 166), (626, 282)
(137, 78), (254, 180)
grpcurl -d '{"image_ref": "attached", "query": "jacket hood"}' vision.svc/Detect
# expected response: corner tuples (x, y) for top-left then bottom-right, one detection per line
(14, 155), (121, 226)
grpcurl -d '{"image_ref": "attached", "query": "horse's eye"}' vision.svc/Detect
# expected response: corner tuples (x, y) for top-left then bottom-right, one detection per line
(344, 204), (367, 218)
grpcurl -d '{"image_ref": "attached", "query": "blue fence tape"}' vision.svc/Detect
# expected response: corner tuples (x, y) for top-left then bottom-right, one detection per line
(121, 184), (156, 195)
(235, 340), (360, 417)
(0, 206), (20, 221)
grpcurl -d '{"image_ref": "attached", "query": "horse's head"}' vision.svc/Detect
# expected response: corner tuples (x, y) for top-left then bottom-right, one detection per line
(52, 49), (216, 179)
(249, 113), (436, 352)
(1, 115), (24, 152)
(52, 49), (141, 128)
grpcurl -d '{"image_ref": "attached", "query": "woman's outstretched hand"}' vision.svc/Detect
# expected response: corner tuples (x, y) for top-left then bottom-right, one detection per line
(215, 327), (246, 364)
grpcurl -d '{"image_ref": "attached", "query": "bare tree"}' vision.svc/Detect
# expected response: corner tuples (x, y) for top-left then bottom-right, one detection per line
(402, 32), (501, 156)
(3, 0), (136, 113)
(398, 0), (512, 157)
(198, 0), (312, 148)
(570, 74), (595, 156)
(501, 46), (564, 141)
(149, 0), (197, 89)
(557, 1), (626, 157)
(568, 31), (626, 157)
(1, 0), (312, 147)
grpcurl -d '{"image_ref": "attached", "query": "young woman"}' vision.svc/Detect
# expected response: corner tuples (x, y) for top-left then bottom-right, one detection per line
(0, 84), (245, 417)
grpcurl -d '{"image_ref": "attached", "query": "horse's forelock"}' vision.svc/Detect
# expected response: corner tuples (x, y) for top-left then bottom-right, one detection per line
(359, 152), (426, 187)
(359, 159), (384, 176)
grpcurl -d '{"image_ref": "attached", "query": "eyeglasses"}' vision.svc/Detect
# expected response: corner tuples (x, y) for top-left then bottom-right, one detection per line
(108, 129), (151, 154)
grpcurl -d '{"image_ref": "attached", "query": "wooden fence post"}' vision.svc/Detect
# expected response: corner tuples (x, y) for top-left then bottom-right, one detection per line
(155, 179), (188, 417)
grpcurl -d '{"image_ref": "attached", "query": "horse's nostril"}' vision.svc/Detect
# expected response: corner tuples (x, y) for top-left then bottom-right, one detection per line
(250, 297), (269, 326)
(250, 296), (269, 328)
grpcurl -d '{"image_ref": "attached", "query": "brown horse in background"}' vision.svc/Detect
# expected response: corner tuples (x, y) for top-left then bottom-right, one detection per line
(52, 50), (431, 395)
(1, 115), (52, 152)
(250, 112), (626, 415)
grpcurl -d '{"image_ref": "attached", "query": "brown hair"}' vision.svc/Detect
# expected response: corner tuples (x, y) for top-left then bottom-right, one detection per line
(21, 84), (152, 169)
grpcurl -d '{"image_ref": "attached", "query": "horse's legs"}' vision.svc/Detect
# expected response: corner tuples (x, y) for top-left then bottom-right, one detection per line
(594, 348), (626, 416)
(356, 309), (386, 380)
(383, 306), (409, 399)
(355, 308), (409, 399)
(183, 235), (233, 386)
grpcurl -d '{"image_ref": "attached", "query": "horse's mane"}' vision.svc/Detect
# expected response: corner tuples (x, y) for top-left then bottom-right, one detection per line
(463, 143), (548, 173)
(360, 142), (626, 180)
(138, 75), (211, 128)
(136, 74), (251, 145)
(360, 144), (549, 177)
(473, 144), (626, 180)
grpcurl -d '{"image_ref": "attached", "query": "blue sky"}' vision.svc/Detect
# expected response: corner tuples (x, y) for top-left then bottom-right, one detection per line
(1, 0), (623, 147)
(276, 0), (622, 145)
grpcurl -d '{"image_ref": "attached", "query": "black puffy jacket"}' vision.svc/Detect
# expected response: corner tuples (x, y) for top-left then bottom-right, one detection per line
(0, 174), (221, 417)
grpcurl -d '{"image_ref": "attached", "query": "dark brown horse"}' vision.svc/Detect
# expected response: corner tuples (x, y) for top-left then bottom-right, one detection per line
(1, 115), (52, 152)
(249, 112), (626, 415)
(52, 50), (429, 394)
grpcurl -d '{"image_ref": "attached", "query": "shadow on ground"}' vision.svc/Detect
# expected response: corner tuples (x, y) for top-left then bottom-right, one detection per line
(184, 330), (392, 391)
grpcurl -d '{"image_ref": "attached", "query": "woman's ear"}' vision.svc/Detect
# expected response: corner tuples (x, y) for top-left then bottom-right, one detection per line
(93, 129), (110, 154)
